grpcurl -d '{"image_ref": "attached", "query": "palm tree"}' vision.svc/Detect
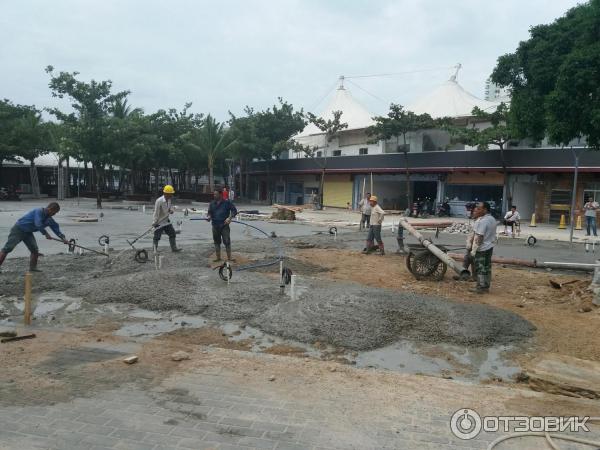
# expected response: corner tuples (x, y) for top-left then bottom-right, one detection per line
(184, 115), (236, 191)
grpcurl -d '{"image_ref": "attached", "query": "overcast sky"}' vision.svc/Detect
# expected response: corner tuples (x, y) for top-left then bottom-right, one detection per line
(0, 0), (583, 121)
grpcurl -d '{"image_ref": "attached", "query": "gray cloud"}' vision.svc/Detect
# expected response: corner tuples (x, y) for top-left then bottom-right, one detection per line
(0, 0), (582, 120)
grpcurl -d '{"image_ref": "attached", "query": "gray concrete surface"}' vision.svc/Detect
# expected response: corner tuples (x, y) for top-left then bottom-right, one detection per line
(0, 199), (330, 259)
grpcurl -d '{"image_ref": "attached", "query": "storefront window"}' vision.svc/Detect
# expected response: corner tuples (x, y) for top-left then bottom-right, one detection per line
(583, 183), (600, 203)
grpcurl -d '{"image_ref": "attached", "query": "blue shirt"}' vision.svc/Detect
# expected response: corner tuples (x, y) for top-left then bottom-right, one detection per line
(208, 200), (237, 227)
(16, 208), (64, 238)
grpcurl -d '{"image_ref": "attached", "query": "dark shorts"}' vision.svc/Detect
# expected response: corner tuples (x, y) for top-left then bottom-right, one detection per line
(153, 223), (176, 242)
(367, 224), (383, 244)
(2, 225), (39, 254)
(212, 224), (231, 247)
(474, 248), (493, 276)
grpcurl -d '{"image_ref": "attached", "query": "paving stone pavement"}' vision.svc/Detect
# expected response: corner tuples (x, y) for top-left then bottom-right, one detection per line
(2, 348), (600, 450)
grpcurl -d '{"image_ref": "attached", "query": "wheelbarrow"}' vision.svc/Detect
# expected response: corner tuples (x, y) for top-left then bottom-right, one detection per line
(405, 243), (450, 281)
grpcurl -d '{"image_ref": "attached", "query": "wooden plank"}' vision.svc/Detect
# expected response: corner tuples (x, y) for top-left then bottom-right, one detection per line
(524, 353), (600, 399)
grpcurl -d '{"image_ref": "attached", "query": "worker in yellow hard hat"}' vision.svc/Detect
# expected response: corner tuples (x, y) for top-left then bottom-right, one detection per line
(152, 185), (181, 253)
(362, 195), (385, 255)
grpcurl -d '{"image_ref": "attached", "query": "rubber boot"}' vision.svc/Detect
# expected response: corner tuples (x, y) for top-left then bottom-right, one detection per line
(169, 236), (182, 253)
(379, 243), (385, 256)
(362, 240), (373, 254)
(213, 246), (222, 262)
(29, 253), (41, 272)
(469, 274), (489, 293)
(396, 238), (406, 255)
(225, 246), (234, 262)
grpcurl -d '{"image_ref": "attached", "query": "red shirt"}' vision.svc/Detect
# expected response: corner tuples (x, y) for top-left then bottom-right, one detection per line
(222, 189), (229, 200)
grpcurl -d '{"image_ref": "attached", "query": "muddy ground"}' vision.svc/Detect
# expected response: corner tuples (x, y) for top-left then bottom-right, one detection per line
(1, 228), (599, 414)
(1, 232), (534, 352)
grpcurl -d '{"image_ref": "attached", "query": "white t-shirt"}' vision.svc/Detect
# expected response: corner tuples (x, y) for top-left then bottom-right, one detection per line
(504, 210), (520, 222)
(153, 195), (172, 226)
(584, 201), (599, 217)
(370, 204), (385, 225)
(358, 198), (372, 215)
(474, 214), (497, 252)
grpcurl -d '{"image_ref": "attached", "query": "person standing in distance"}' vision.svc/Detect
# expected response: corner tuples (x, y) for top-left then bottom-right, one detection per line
(358, 192), (372, 231)
(152, 185), (182, 253)
(207, 189), (238, 262)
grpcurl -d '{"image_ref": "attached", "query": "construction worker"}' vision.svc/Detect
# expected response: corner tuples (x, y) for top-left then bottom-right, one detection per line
(207, 188), (238, 262)
(0, 202), (68, 272)
(358, 192), (372, 231)
(153, 185), (181, 253)
(469, 201), (497, 293)
(397, 222), (406, 255)
(362, 195), (385, 255)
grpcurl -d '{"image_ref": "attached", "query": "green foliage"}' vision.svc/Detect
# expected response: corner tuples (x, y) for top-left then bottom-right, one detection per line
(491, 0), (600, 148)
(0, 99), (48, 164)
(182, 114), (235, 190)
(448, 103), (515, 151)
(306, 110), (348, 144)
(366, 104), (435, 147)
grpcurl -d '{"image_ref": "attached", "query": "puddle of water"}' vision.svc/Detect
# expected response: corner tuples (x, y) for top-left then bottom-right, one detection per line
(355, 341), (453, 375)
(218, 321), (319, 355)
(353, 340), (521, 382)
(114, 315), (207, 337)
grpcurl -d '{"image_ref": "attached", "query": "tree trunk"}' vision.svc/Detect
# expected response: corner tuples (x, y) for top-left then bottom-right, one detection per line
(245, 160), (250, 199)
(65, 158), (70, 198)
(208, 158), (214, 192)
(94, 163), (103, 209)
(238, 158), (244, 199)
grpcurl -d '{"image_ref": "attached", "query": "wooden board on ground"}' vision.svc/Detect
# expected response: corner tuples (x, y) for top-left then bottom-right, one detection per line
(272, 204), (303, 212)
(524, 353), (600, 399)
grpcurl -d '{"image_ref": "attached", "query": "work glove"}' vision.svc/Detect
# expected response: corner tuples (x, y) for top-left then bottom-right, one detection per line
(470, 246), (478, 258)
(152, 223), (159, 228)
(44, 233), (52, 240)
(60, 235), (68, 244)
(225, 218), (231, 225)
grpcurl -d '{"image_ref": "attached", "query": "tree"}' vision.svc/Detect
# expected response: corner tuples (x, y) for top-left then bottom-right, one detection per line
(46, 66), (130, 208)
(228, 108), (260, 198)
(0, 99), (29, 167)
(303, 110), (348, 206)
(183, 114), (234, 191)
(11, 108), (52, 197)
(491, 0), (600, 148)
(447, 103), (517, 208)
(366, 104), (435, 209)
(229, 99), (305, 203)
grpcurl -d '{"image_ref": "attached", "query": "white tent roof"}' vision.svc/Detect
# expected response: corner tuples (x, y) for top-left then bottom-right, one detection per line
(3, 153), (86, 168)
(407, 76), (499, 119)
(298, 80), (375, 137)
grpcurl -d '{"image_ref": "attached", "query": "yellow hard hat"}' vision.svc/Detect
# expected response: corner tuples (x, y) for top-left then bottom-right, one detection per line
(369, 195), (378, 202)
(163, 185), (175, 194)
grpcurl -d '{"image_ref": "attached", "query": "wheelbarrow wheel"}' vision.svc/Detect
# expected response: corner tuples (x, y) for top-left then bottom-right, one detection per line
(410, 251), (447, 281)
(406, 251), (417, 273)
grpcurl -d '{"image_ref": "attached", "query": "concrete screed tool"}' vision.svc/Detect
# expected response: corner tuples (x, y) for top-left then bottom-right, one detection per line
(190, 217), (293, 284)
(49, 237), (111, 263)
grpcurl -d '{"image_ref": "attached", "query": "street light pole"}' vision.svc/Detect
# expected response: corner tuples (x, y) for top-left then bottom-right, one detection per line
(569, 146), (579, 245)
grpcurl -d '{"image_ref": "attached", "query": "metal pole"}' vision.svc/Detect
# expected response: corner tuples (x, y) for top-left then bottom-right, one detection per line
(569, 147), (579, 245)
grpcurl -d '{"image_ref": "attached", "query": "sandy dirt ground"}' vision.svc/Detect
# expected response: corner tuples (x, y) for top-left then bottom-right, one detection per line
(292, 247), (600, 364)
